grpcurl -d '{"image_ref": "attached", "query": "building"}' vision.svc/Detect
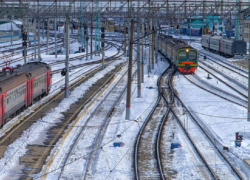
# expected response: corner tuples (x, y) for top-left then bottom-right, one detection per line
(242, 19), (250, 43)
(181, 15), (225, 34)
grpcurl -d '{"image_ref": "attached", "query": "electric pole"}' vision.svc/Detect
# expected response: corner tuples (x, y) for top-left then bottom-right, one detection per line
(137, 18), (141, 98)
(125, 19), (134, 120)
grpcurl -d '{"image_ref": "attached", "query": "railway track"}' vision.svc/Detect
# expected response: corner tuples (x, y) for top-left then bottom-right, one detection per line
(0, 41), (124, 179)
(198, 60), (248, 98)
(184, 74), (247, 108)
(198, 50), (249, 70)
(134, 64), (172, 179)
(55, 59), (131, 179)
(171, 72), (245, 179)
(0, 38), (59, 60)
(0, 39), (75, 68)
(198, 52), (248, 78)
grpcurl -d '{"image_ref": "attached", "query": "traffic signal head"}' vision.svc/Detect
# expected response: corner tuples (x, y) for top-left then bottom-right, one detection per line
(22, 42), (27, 47)
(239, 135), (243, 141)
(22, 32), (27, 41)
(61, 68), (67, 76)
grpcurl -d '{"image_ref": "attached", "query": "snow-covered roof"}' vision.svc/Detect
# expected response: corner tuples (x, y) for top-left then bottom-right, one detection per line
(0, 22), (19, 31)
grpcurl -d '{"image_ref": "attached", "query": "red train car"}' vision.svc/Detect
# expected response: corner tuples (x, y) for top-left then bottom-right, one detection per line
(0, 62), (51, 127)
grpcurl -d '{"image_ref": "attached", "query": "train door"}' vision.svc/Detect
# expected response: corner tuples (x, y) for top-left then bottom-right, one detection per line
(47, 71), (51, 93)
(26, 81), (30, 106)
(30, 79), (34, 105)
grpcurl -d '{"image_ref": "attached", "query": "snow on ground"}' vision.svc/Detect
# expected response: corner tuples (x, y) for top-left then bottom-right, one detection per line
(0, 31), (249, 180)
(0, 40), (122, 180)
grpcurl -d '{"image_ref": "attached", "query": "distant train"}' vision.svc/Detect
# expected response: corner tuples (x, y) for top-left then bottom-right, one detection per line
(201, 34), (246, 57)
(180, 28), (202, 36)
(157, 35), (198, 73)
(114, 24), (140, 34)
(0, 62), (52, 127)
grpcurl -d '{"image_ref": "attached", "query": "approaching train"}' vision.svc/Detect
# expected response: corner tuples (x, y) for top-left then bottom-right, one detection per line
(201, 34), (247, 57)
(0, 62), (51, 127)
(158, 35), (198, 73)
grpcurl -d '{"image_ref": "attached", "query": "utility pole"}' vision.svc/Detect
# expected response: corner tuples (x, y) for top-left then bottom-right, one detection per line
(124, 18), (126, 57)
(242, 15), (244, 40)
(101, 21), (105, 70)
(11, 16), (13, 47)
(42, 19), (45, 39)
(230, 12), (232, 38)
(141, 18), (144, 83)
(34, 18), (37, 60)
(125, 19), (134, 120)
(152, 18), (155, 69)
(155, 21), (158, 64)
(65, 14), (70, 98)
(148, 19), (151, 75)
(46, 18), (49, 55)
(38, 19), (41, 61)
(55, 0), (57, 58)
(137, 18), (141, 98)
(85, 23), (89, 60)
(91, 3), (93, 60)
(127, 19), (130, 57)
(248, 30), (250, 121)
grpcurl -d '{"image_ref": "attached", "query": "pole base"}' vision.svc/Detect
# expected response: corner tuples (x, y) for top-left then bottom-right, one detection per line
(125, 107), (130, 120)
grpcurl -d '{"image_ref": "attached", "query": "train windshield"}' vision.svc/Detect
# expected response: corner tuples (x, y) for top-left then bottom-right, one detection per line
(179, 51), (187, 59)
(188, 51), (197, 59)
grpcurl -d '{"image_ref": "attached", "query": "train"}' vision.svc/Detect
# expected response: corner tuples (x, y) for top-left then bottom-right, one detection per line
(157, 35), (198, 73)
(180, 27), (202, 36)
(0, 62), (52, 127)
(201, 34), (247, 57)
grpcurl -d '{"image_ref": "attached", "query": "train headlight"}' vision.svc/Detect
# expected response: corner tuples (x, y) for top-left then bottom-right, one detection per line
(186, 49), (189, 52)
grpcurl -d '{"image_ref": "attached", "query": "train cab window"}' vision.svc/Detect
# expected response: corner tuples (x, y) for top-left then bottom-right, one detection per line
(189, 51), (197, 59)
(179, 51), (187, 59)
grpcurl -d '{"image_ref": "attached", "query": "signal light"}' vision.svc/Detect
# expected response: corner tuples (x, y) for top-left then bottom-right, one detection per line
(22, 32), (27, 41)
(22, 42), (27, 47)
(61, 68), (67, 76)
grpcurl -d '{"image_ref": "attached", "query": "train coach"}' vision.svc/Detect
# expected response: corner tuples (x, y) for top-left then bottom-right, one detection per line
(0, 62), (51, 127)
(201, 34), (247, 57)
(158, 35), (198, 73)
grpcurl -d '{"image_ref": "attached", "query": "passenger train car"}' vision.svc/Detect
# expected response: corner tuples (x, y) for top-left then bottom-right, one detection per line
(201, 34), (246, 57)
(0, 62), (51, 127)
(158, 35), (198, 73)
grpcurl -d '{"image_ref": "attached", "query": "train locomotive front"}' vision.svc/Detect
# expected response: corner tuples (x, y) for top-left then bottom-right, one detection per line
(177, 47), (198, 73)
(158, 35), (198, 73)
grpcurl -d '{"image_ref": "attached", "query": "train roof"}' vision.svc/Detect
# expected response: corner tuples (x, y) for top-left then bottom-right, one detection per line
(0, 62), (51, 93)
(160, 35), (193, 50)
(210, 35), (222, 40)
(220, 37), (246, 44)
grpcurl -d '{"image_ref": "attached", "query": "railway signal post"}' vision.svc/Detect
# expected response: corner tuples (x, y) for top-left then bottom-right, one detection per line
(38, 19), (41, 61)
(22, 22), (28, 64)
(65, 14), (70, 98)
(46, 18), (49, 55)
(101, 21), (105, 70)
